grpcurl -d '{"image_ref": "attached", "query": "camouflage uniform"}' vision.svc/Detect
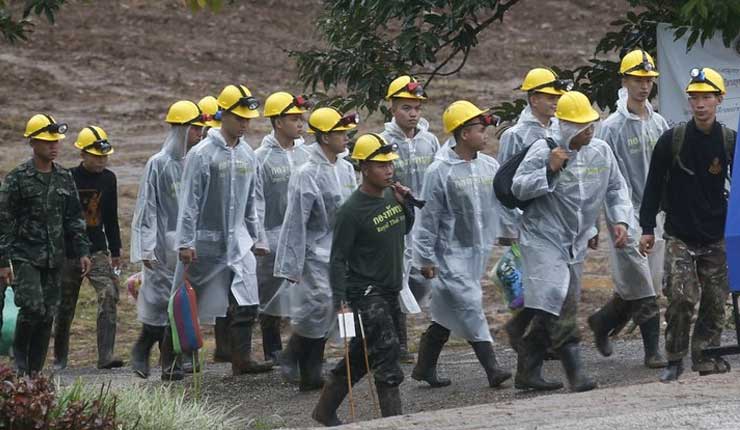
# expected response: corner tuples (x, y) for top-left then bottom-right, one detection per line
(663, 235), (728, 370)
(0, 160), (90, 374)
(56, 251), (119, 368)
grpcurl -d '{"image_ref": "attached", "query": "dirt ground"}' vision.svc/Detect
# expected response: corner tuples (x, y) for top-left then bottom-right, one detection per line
(0, 1), (706, 427)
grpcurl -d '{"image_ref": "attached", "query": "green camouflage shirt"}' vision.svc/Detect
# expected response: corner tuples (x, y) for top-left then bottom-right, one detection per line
(0, 159), (90, 268)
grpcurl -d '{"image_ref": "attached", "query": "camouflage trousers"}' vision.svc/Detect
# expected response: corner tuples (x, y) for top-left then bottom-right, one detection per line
(13, 261), (62, 324)
(330, 293), (405, 387)
(663, 235), (728, 368)
(54, 252), (119, 364)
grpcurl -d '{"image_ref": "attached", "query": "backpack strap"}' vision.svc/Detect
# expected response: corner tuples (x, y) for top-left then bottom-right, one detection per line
(544, 137), (567, 169)
(721, 125), (736, 178)
(670, 123), (687, 166)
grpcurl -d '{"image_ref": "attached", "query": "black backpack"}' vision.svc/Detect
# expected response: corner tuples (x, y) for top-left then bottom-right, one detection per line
(494, 138), (559, 210)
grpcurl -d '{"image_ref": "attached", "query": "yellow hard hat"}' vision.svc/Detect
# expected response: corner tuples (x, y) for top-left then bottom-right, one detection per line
(555, 91), (600, 124)
(442, 100), (489, 134)
(74, 125), (114, 156)
(263, 92), (313, 117)
(520, 68), (572, 95)
(217, 84), (260, 119)
(686, 67), (726, 95)
(166, 100), (202, 125)
(351, 133), (399, 162)
(386, 75), (427, 100)
(619, 50), (659, 77)
(24, 114), (67, 141)
(308, 107), (358, 134)
(194, 96), (221, 128)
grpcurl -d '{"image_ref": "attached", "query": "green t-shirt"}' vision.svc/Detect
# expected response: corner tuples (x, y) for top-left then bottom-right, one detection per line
(330, 187), (412, 307)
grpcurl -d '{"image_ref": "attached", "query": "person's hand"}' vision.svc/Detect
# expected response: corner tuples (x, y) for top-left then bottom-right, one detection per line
(142, 260), (154, 270)
(548, 147), (570, 172)
(252, 245), (270, 257)
(421, 266), (437, 279)
(179, 248), (197, 265)
(0, 267), (13, 285)
(587, 234), (599, 250)
(613, 224), (628, 249)
(639, 234), (655, 256)
(498, 237), (517, 247)
(80, 256), (92, 277)
(111, 256), (121, 271)
(391, 181), (411, 204)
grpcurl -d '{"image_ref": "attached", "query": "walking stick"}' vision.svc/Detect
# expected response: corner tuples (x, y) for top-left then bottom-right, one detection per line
(340, 303), (356, 421)
(358, 312), (381, 418)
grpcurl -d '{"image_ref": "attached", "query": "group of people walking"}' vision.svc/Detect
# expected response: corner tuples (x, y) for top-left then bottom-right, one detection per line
(0, 48), (734, 427)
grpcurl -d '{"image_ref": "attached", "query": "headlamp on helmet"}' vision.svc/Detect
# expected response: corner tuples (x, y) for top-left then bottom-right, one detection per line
(82, 127), (113, 154)
(30, 121), (68, 138)
(689, 67), (723, 93)
(389, 81), (426, 99)
(529, 78), (574, 93)
(463, 113), (501, 129)
(624, 50), (655, 74)
(332, 112), (360, 131)
(280, 95), (314, 116)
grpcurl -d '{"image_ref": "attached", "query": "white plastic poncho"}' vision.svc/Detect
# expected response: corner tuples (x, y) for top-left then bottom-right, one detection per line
(174, 127), (265, 324)
(266, 143), (357, 338)
(512, 121), (633, 316)
(254, 133), (312, 307)
(496, 105), (556, 239)
(381, 117), (441, 311)
(412, 140), (502, 342)
(130, 126), (188, 326)
(598, 88), (670, 299)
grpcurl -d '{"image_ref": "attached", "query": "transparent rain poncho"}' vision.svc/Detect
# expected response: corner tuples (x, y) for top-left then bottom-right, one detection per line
(598, 87), (670, 299)
(264, 143), (357, 338)
(381, 117), (441, 310)
(254, 132), (312, 306)
(512, 120), (633, 316)
(174, 127), (266, 324)
(496, 105), (557, 239)
(412, 140), (502, 342)
(130, 125), (189, 326)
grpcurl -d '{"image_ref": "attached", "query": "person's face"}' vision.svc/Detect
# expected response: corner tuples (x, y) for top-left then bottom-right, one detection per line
(622, 75), (655, 103)
(320, 130), (349, 155)
(391, 98), (422, 131)
(275, 114), (305, 140)
(688, 92), (722, 123)
(187, 125), (204, 149)
(81, 151), (109, 172)
(569, 123), (595, 149)
(530, 92), (560, 118)
(30, 139), (61, 162)
(221, 111), (250, 138)
(362, 160), (394, 188)
(459, 122), (488, 152)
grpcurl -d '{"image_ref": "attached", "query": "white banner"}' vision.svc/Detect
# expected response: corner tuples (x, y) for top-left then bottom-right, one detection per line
(657, 22), (740, 131)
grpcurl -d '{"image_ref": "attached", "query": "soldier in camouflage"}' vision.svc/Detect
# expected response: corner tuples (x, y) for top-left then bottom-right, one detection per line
(0, 114), (91, 375)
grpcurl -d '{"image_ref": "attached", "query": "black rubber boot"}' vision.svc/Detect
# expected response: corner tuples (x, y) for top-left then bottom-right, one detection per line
(376, 382), (403, 417)
(213, 316), (231, 363)
(660, 360), (684, 382)
(53, 312), (72, 370)
(411, 323), (451, 387)
(260, 314), (283, 363)
(230, 306), (273, 375)
(587, 296), (629, 357)
(97, 317), (124, 369)
(558, 343), (596, 392)
(28, 319), (53, 374)
(395, 312), (414, 363)
(514, 347), (563, 391)
(160, 326), (184, 381)
(312, 374), (348, 427)
(639, 315), (668, 369)
(470, 341), (512, 388)
(279, 334), (301, 383)
(13, 318), (34, 376)
(130, 324), (164, 379)
(299, 338), (326, 392)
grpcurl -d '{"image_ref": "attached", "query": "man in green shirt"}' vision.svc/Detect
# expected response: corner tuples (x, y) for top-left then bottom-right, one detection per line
(0, 114), (91, 375)
(312, 134), (414, 427)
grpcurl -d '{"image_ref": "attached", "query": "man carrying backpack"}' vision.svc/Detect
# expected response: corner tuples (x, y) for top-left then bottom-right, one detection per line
(640, 68), (736, 382)
(587, 50), (669, 369)
(511, 91), (632, 392)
